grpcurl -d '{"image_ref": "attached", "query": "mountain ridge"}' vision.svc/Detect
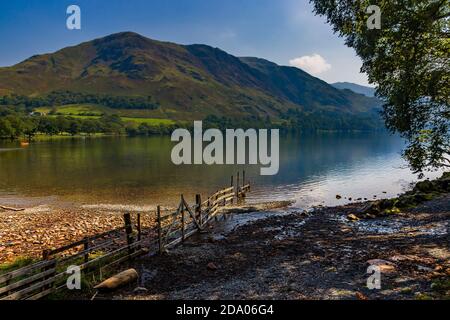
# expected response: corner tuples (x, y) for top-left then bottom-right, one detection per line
(332, 82), (376, 98)
(0, 32), (383, 130)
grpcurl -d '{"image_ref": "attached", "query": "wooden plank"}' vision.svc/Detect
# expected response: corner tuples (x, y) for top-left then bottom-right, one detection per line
(47, 239), (86, 257)
(0, 260), (56, 285)
(76, 240), (146, 272)
(2, 272), (65, 300)
(57, 240), (114, 265)
(25, 287), (55, 301)
(99, 248), (147, 274)
(160, 210), (179, 222)
(212, 192), (235, 206)
(181, 198), (202, 230)
(0, 268), (56, 296)
(88, 227), (126, 241)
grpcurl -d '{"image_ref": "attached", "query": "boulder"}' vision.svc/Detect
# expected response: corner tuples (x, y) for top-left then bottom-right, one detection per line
(347, 214), (360, 221)
(414, 180), (435, 193)
(207, 262), (218, 271)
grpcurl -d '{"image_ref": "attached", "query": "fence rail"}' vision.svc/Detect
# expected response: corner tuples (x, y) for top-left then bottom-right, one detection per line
(0, 171), (250, 300)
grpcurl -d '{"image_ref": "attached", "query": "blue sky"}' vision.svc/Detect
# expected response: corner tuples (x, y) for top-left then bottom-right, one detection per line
(0, 0), (371, 86)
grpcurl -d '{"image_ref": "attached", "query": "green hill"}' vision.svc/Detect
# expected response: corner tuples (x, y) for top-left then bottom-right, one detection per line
(0, 32), (383, 131)
(332, 82), (376, 98)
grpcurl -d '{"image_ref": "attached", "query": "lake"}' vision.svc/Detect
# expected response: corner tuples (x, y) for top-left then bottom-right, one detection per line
(0, 133), (442, 210)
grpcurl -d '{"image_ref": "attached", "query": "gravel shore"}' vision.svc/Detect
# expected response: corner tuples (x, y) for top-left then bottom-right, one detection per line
(106, 194), (450, 300)
(0, 207), (156, 262)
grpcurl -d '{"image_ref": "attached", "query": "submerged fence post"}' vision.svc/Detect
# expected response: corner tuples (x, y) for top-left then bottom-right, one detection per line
(157, 206), (163, 254)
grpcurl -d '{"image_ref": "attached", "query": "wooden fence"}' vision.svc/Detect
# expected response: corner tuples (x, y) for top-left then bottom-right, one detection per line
(0, 171), (250, 300)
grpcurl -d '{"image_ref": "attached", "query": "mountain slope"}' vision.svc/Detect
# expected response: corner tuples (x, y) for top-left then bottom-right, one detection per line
(332, 82), (376, 98)
(0, 32), (382, 127)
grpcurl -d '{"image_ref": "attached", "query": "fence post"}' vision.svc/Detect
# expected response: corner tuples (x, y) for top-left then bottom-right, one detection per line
(41, 249), (55, 292)
(83, 238), (89, 263)
(137, 213), (142, 242)
(181, 195), (186, 242)
(230, 175), (234, 204)
(157, 206), (163, 254)
(243, 170), (246, 186)
(196, 194), (202, 227)
(123, 213), (134, 254)
(42, 249), (50, 261)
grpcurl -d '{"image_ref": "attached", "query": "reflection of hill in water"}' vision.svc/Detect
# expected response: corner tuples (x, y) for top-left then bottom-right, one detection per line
(0, 133), (441, 207)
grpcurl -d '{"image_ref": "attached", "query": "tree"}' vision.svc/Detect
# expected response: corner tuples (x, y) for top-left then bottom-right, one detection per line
(22, 118), (38, 141)
(310, 0), (449, 175)
(0, 118), (14, 138)
(67, 119), (81, 136)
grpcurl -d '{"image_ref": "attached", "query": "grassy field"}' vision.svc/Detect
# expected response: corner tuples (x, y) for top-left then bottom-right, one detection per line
(35, 104), (176, 127)
(35, 104), (107, 116)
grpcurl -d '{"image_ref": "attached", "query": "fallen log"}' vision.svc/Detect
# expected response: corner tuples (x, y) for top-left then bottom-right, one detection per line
(94, 269), (139, 291)
(0, 205), (25, 212)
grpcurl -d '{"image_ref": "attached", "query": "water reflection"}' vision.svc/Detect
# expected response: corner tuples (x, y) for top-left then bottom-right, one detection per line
(0, 133), (442, 208)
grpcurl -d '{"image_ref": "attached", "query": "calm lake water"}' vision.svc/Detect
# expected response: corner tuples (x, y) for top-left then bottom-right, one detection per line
(0, 133), (442, 209)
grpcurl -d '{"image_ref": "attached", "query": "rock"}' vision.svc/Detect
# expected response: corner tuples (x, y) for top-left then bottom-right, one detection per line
(414, 180), (435, 193)
(400, 287), (413, 294)
(356, 292), (368, 300)
(347, 214), (360, 221)
(395, 195), (417, 209)
(207, 262), (218, 271)
(133, 287), (148, 294)
(379, 198), (395, 210)
(413, 193), (434, 203)
(325, 267), (337, 273)
(417, 265), (433, 272)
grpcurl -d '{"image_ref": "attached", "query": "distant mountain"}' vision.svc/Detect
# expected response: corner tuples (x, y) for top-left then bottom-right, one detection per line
(0, 32), (383, 130)
(332, 82), (376, 97)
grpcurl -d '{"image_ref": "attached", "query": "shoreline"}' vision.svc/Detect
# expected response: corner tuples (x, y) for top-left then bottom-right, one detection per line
(1, 174), (449, 300)
(1, 173), (448, 264)
(106, 192), (449, 300)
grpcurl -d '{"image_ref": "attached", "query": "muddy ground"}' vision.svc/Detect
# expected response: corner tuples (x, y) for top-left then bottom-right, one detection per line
(105, 194), (449, 300)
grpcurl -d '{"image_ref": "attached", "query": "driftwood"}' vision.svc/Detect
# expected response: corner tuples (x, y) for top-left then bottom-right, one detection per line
(94, 269), (139, 291)
(0, 205), (25, 212)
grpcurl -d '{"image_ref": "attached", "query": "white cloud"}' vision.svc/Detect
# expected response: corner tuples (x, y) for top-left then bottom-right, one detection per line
(289, 54), (331, 75)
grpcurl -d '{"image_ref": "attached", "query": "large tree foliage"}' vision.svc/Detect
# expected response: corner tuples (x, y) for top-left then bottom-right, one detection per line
(310, 0), (449, 175)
